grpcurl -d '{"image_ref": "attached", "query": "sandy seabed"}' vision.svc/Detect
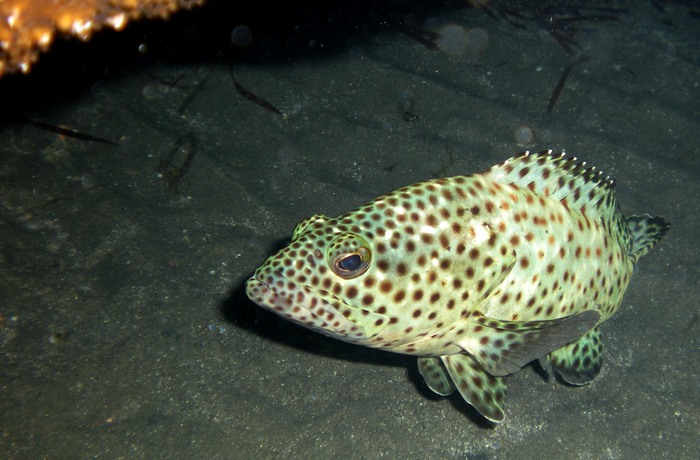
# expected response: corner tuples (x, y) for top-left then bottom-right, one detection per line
(1, 2), (698, 459)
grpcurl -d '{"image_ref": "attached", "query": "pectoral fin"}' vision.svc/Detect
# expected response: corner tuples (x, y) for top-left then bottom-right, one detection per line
(456, 310), (601, 376)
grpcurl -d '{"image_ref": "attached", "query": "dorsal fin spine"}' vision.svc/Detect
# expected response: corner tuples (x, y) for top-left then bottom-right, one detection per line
(487, 150), (617, 218)
(485, 150), (640, 253)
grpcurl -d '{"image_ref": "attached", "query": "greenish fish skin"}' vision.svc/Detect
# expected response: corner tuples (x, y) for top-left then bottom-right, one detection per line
(246, 150), (670, 423)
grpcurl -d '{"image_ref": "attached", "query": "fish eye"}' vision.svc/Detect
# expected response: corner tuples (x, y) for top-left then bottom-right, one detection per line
(328, 233), (372, 279)
(332, 247), (371, 279)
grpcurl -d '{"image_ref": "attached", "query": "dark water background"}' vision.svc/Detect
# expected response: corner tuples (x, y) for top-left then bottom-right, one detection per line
(1, 1), (698, 458)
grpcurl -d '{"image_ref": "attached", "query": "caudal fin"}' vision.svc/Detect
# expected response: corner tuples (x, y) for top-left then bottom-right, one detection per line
(626, 215), (670, 263)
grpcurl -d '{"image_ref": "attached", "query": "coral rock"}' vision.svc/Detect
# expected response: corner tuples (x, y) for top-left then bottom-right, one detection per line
(0, 0), (207, 77)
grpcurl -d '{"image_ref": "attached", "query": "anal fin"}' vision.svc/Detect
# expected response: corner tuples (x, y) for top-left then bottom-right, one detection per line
(540, 327), (604, 385)
(441, 354), (507, 423)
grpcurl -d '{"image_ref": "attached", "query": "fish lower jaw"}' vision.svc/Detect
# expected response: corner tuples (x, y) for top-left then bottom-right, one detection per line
(245, 277), (372, 341)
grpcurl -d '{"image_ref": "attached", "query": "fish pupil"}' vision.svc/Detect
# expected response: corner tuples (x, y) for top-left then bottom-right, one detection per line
(338, 254), (362, 271)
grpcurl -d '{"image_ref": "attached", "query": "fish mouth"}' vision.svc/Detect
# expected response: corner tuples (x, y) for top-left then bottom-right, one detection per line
(245, 276), (372, 342)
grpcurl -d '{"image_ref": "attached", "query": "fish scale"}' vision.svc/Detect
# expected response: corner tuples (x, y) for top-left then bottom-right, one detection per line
(246, 150), (670, 423)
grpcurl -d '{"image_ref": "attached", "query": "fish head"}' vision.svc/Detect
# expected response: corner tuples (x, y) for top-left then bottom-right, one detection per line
(246, 180), (516, 353)
(246, 213), (393, 345)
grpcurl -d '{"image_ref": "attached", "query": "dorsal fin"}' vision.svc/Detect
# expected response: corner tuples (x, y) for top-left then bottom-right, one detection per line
(485, 150), (617, 217)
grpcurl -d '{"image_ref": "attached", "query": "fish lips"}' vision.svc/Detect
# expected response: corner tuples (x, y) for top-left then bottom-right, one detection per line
(245, 276), (373, 342)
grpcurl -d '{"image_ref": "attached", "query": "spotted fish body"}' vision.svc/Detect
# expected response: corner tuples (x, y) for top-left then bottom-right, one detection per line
(246, 151), (669, 422)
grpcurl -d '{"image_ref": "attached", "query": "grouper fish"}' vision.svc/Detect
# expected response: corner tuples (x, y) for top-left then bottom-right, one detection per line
(245, 150), (670, 423)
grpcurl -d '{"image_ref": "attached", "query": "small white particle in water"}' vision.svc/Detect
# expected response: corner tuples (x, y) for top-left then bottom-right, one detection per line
(142, 85), (156, 99)
(514, 126), (534, 145)
(231, 25), (253, 47)
(466, 28), (489, 53)
(436, 24), (468, 56)
(81, 174), (95, 189)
